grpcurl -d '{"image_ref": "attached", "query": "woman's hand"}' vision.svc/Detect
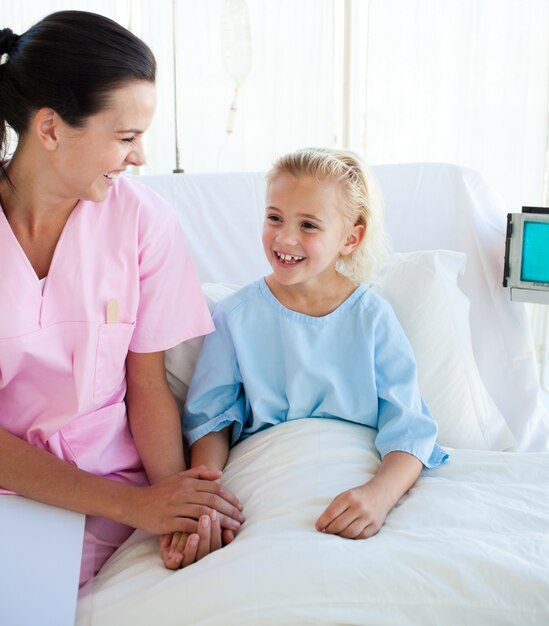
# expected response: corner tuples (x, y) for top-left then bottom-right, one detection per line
(123, 465), (244, 536)
(160, 472), (241, 570)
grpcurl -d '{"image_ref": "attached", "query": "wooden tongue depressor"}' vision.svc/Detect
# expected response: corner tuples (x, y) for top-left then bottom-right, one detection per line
(106, 298), (119, 324)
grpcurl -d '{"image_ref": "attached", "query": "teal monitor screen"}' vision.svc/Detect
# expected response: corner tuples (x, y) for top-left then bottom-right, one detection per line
(521, 221), (549, 283)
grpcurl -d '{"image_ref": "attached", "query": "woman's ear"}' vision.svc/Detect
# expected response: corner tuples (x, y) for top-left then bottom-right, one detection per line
(32, 108), (61, 151)
(340, 223), (366, 256)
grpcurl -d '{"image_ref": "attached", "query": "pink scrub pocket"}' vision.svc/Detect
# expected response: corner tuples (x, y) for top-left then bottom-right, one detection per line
(94, 322), (135, 401)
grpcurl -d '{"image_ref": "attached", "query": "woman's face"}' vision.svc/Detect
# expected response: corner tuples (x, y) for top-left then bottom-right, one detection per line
(53, 80), (157, 203)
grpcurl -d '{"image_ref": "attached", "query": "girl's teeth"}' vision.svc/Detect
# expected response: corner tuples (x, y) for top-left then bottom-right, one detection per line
(277, 252), (303, 262)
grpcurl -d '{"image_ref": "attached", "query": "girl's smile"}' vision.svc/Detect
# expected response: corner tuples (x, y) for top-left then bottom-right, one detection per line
(262, 173), (365, 315)
(273, 250), (305, 265)
(263, 173), (362, 290)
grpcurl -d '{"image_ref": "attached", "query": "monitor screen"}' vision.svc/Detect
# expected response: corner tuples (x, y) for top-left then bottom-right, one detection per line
(520, 221), (549, 283)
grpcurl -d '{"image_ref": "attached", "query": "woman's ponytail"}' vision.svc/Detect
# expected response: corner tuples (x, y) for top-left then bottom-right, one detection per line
(0, 28), (20, 56)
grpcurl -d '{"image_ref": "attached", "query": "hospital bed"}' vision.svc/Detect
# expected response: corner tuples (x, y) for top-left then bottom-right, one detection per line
(76, 162), (549, 625)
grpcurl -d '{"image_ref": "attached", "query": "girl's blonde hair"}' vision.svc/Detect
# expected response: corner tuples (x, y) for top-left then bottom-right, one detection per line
(266, 147), (387, 284)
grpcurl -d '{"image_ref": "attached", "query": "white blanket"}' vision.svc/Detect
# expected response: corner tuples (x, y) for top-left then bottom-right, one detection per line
(77, 419), (549, 625)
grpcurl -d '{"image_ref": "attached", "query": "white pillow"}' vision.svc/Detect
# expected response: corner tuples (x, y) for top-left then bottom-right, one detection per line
(166, 254), (516, 451)
(165, 283), (240, 411)
(371, 250), (516, 450)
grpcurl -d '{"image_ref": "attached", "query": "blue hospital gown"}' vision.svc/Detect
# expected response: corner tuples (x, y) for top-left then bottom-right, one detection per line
(184, 278), (448, 468)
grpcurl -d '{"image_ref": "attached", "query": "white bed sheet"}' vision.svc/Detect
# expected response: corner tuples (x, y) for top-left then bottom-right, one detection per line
(77, 419), (549, 626)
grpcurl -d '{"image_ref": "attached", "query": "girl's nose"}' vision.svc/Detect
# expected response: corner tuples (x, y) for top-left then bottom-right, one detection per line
(277, 226), (298, 246)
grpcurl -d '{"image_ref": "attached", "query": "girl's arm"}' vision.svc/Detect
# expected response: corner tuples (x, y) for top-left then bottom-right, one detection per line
(190, 428), (235, 549)
(165, 429), (233, 568)
(125, 350), (242, 525)
(315, 450), (422, 539)
(160, 426), (231, 569)
(315, 299), (446, 540)
(125, 351), (242, 568)
(190, 428), (231, 471)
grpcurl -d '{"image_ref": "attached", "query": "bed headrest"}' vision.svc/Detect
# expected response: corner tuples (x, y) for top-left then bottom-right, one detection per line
(137, 163), (549, 451)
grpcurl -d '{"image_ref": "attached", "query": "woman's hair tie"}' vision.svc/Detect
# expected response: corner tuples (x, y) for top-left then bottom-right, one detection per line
(0, 28), (20, 59)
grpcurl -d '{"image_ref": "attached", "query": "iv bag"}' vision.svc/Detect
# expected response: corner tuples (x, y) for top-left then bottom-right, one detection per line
(220, 0), (252, 88)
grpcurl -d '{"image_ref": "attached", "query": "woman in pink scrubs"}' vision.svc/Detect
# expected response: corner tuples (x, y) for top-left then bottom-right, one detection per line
(0, 11), (243, 585)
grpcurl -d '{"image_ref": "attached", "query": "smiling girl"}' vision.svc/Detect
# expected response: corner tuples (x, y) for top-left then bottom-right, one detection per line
(180, 147), (447, 557)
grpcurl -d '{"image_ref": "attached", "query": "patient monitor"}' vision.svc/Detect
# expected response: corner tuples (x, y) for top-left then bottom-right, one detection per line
(504, 207), (549, 304)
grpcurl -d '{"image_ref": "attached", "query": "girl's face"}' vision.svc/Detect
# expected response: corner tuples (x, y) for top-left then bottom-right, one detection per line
(52, 80), (157, 203)
(263, 173), (362, 291)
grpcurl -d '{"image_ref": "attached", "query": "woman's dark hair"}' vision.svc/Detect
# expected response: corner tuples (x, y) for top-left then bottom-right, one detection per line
(0, 10), (156, 182)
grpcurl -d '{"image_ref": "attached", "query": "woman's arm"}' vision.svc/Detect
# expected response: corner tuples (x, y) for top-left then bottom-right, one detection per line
(0, 425), (135, 520)
(0, 350), (242, 535)
(125, 350), (186, 482)
(0, 424), (242, 534)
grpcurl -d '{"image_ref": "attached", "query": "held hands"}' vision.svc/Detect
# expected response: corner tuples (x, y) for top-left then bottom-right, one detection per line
(142, 466), (241, 570)
(121, 460), (243, 570)
(124, 464), (243, 538)
(161, 511), (238, 569)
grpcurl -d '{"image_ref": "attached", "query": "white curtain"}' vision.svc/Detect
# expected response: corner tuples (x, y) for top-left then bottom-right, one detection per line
(171, 0), (339, 173)
(361, 0), (549, 214)
(2, 0), (549, 210)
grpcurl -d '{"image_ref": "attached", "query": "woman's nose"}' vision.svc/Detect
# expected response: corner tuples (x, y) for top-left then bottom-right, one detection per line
(126, 139), (146, 167)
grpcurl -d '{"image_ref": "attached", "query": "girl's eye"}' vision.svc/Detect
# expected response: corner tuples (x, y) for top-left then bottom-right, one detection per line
(267, 214), (282, 223)
(301, 222), (318, 230)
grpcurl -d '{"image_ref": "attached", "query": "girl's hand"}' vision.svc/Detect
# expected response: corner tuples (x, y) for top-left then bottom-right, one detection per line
(161, 531), (188, 569)
(316, 452), (423, 539)
(160, 510), (224, 569)
(315, 481), (393, 539)
(124, 465), (244, 536)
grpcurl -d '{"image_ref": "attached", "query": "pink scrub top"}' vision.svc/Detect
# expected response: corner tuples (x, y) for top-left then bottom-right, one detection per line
(0, 176), (214, 489)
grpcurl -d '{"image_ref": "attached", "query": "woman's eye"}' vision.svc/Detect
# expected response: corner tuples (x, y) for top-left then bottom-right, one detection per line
(122, 137), (136, 143)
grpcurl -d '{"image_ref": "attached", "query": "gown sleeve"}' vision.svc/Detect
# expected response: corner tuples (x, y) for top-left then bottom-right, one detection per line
(183, 303), (248, 447)
(372, 301), (448, 468)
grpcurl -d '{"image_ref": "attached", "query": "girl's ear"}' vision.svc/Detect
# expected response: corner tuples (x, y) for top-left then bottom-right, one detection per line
(340, 223), (366, 257)
(32, 108), (61, 151)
